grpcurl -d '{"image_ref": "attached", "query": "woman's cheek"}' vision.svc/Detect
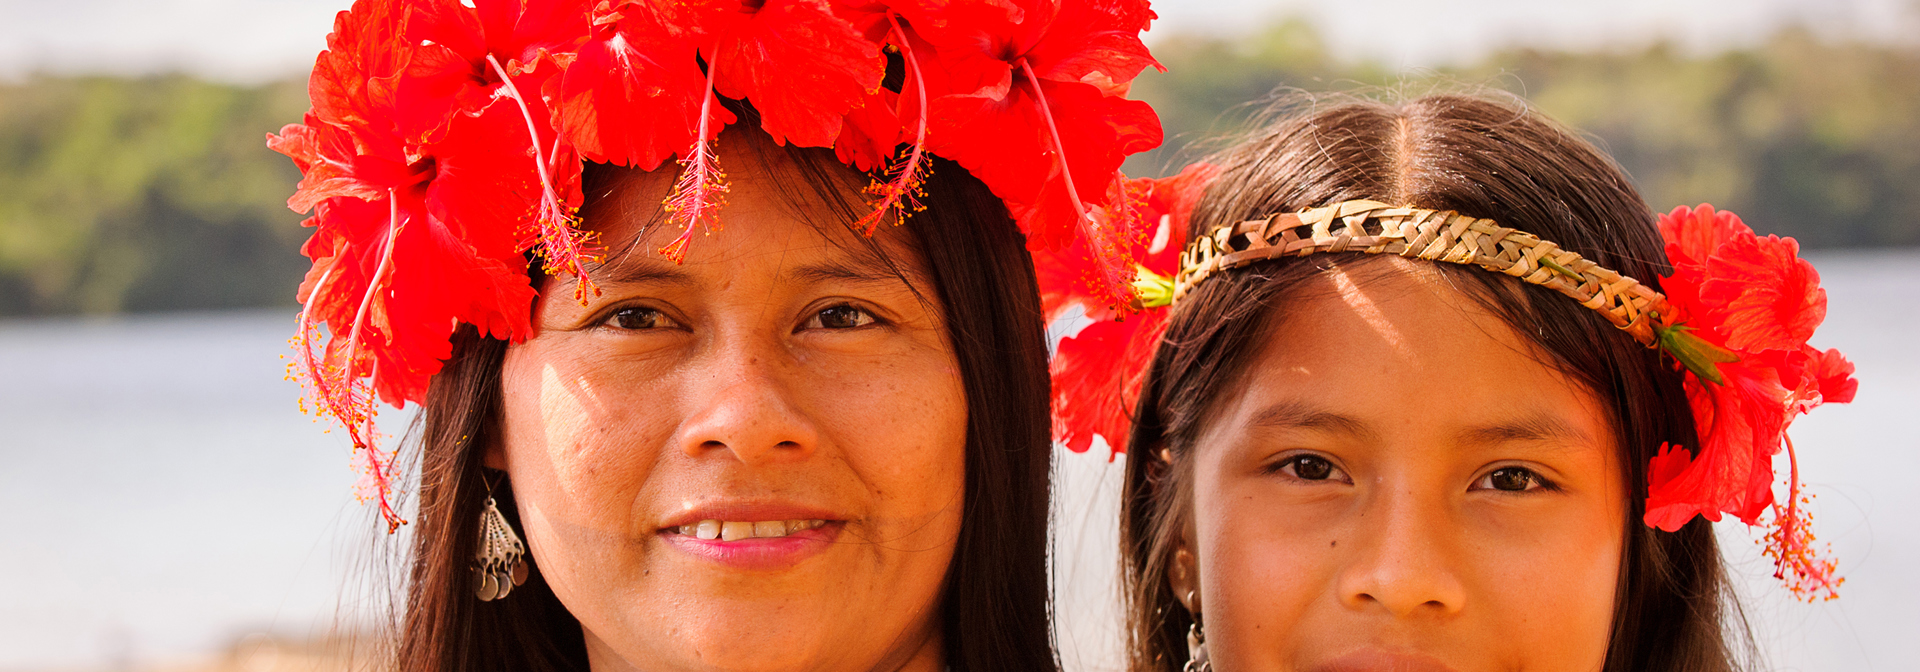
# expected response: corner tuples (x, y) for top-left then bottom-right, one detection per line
(811, 346), (968, 530)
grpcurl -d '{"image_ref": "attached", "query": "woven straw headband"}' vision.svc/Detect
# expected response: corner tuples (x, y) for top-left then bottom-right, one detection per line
(1171, 199), (1676, 347)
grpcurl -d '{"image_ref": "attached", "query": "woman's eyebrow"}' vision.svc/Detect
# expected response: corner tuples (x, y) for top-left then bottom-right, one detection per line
(1248, 400), (1375, 440)
(1455, 414), (1593, 447)
(582, 257), (698, 287)
(789, 257), (912, 286)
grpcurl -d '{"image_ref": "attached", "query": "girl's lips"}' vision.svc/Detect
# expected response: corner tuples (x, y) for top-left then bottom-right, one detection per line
(1315, 650), (1458, 672)
(660, 521), (843, 571)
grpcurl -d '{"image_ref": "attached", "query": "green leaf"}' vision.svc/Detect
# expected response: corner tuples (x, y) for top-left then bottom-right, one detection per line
(1657, 323), (1740, 385)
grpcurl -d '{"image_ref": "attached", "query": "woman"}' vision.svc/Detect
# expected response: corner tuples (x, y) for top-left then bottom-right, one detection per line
(269, 0), (1166, 669)
(1048, 94), (1855, 671)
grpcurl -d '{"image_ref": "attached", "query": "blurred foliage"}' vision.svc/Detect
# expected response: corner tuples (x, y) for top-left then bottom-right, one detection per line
(0, 21), (1916, 316)
(1128, 20), (1920, 250)
(0, 75), (309, 315)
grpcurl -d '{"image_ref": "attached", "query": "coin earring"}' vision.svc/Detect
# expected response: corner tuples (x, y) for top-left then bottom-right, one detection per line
(473, 478), (529, 602)
(1184, 592), (1212, 672)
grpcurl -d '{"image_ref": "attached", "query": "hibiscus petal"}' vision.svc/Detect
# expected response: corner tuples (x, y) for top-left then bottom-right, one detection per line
(1050, 310), (1167, 455)
(1702, 232), (1825, 353)
(1022, 0), (1163, 88)
(556, 5), (731, 169)
(708, 0), (886, 148)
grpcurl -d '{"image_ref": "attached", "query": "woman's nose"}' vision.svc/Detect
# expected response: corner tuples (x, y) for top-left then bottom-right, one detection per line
(1334, 485), (1469, 619)
(674, 340), (820, 464)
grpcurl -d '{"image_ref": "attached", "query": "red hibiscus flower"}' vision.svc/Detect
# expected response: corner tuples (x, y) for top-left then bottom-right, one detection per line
(401, 0), (598, 296)
(1644, 204), (1857, 600)
(1044, 163), (1215, 454)
(555, 0), (734, 171)
(268, 0), (561, 530)
(908, 0), (1165, 311)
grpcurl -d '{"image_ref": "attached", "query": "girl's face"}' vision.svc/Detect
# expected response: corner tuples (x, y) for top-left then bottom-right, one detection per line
(1171, 259), (1625, 671)
(493, 144), (966, 672)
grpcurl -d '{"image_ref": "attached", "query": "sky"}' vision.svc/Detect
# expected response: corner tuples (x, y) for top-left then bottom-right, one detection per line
(0, 0), (1915, 83)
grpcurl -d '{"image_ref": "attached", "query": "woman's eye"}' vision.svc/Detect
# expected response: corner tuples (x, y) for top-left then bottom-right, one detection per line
(605, 306), (677, 331)
(805, 304), (876, 330)
(1476, 466), (1546, 492)
(1278, 455), (1339, 481)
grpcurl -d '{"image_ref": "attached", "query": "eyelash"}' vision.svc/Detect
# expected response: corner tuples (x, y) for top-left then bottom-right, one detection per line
(1471, 466), (1560, 493)
(1267, 453), (1350, 484)
(600, 305), (679, 331)
(800, 303), (881, 331)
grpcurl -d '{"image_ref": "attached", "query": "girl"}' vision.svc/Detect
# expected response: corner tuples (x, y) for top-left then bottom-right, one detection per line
(1049, 94), (1855, 672)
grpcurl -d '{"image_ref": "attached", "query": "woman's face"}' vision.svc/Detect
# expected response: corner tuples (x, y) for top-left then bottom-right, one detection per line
(494, 142), (966, 672)
(1170, 260), (1625, 671)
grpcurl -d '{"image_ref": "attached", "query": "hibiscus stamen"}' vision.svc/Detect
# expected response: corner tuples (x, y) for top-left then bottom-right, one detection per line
(1017, 58), (1138, 312)
(1762, 435), (1843, 601)
(333, 193), (406, 532)
(659, 52), (730, 263)
(854, 14), (931, 235)
(486, 54), (601, 302)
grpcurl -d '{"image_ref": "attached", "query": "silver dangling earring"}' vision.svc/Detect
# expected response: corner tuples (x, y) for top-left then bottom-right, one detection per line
(473, 488), (529, 601)
(1184, 594), (1211, 672)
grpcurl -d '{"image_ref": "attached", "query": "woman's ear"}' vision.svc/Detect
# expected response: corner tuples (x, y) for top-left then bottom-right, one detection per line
(1168, 542), (1202, 616)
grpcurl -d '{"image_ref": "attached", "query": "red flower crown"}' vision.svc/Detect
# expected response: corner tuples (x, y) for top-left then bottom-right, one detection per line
(270, 0), (1169, 532)
(1047, 177), (1859, 601)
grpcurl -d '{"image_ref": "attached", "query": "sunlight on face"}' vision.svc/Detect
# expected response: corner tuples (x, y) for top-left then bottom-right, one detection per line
(1172, 259), (1625, 672)
(493, 132), (966, 672)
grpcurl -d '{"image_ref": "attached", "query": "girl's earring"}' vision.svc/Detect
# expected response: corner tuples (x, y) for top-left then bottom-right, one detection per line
(474, 489), (529, 601)
(1184, 592), (1211, 672)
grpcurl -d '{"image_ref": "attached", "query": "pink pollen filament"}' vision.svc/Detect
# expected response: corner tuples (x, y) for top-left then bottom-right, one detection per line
(1018, 58), (1140, 312)
(486, 54), (601, 303)
(855, 15), (931, 235)
(293, 195), (409, 533)
(660, 50), (729, 263)
(1762, 435), (1842, 600)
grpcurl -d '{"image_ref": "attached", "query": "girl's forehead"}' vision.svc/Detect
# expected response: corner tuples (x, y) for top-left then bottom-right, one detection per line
(1218, 260), (1612, 446)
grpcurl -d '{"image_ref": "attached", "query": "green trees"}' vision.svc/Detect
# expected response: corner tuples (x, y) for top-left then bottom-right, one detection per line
(0, 75), (309, 315)
(1128, 24), (1920, 249)
(0, 23), (1913, 316)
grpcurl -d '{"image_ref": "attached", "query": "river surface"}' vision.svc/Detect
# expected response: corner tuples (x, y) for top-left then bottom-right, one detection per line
(2, 249), (1916, 670)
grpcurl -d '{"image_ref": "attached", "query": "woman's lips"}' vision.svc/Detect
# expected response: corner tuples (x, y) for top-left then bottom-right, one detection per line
(660, 519), (842, 570)
(658, 503), (846, 570)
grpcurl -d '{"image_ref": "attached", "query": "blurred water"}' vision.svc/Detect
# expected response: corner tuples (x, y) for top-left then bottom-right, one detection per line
(1, 250), (1915, 670)
(0, 311), (381, 669)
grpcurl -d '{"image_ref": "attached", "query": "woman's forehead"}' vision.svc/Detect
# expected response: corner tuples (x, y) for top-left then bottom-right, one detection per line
(561, 181), (928, 297)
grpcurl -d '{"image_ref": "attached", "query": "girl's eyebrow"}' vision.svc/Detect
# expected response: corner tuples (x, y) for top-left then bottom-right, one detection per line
(1455, 413), (1593, 448)
(1248, 400), (1375, 441)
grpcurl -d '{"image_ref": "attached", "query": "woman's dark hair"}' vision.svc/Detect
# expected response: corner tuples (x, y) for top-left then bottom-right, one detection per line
(1121, 94), (1753, 672)
(390, 100), (1057, 671)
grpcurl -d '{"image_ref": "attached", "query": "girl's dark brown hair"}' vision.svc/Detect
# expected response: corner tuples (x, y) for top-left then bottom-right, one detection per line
(389, 102), (1057, 671)
(1122, 94), (1752, 672)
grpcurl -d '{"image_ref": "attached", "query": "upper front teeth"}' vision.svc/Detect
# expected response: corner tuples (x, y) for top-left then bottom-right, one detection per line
(679, 519), (827, 541)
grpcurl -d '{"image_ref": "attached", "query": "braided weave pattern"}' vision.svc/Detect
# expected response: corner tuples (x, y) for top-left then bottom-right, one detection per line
(1173, 200), (1674, 345)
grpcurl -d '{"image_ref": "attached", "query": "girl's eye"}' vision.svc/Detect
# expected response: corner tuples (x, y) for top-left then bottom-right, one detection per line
(606, 306), (677, 331)
(805, 304), (876, 330)
(1476, 466), (1546, 492)
(1278, 454), (1340, 481)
